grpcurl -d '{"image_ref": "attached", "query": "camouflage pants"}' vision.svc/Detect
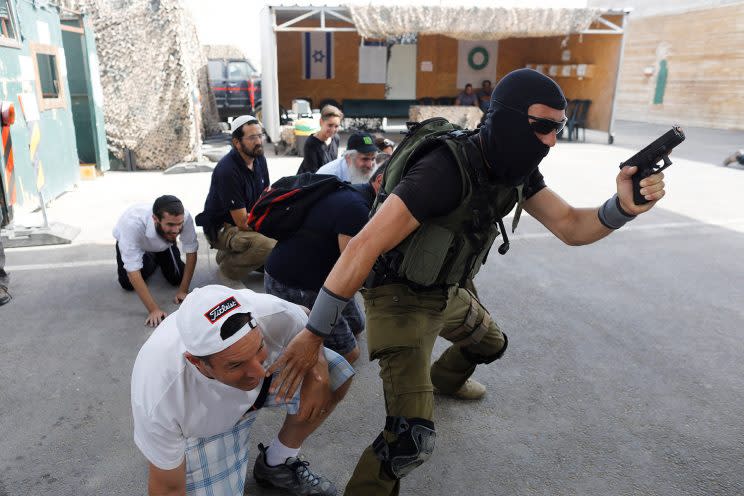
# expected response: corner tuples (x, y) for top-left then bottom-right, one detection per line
(344, 283), (507, 496)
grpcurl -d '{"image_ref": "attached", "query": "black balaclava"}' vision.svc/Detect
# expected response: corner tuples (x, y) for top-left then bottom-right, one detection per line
(479, 68), (567, 186)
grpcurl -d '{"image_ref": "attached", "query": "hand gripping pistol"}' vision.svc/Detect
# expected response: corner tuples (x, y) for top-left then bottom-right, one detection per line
(619, 125), (685, 205)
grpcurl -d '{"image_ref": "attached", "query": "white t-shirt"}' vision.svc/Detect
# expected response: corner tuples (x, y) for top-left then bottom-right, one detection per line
(112, 204), (199, 272)
(131, 293), (306, 470)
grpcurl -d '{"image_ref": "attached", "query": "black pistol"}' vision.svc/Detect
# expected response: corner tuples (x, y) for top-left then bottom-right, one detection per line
(619, 125), (685, 205)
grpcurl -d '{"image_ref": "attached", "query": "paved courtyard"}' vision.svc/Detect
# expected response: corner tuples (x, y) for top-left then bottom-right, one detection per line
(1, 125), (743, 495)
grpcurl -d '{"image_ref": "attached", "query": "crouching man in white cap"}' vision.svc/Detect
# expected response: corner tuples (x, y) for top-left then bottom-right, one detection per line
(131, 285), (353, 496)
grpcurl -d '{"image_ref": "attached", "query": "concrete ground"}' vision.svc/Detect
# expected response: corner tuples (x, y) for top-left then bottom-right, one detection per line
(1, 122), (743, 496)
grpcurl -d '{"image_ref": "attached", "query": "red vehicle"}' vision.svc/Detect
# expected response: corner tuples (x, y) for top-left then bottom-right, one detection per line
(207, 58), (262, 121)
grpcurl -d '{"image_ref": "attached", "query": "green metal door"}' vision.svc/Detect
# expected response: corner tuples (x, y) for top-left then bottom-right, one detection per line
(61, 26), (97, 164)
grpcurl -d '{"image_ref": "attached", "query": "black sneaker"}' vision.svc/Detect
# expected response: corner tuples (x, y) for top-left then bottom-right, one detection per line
(253, 443), (337, 495)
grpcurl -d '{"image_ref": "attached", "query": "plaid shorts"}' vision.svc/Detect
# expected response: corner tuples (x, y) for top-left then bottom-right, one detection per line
(264, 271), (365, 355)
(184, 348), (354, 496)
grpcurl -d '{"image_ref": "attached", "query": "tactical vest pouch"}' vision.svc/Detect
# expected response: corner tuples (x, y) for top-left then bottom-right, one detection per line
(465, 223), (500, 282)
(398, 223), (454, 287)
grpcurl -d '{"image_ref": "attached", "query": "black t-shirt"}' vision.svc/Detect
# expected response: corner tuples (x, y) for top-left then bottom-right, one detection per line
(392, 144), (547, 223)
(199, 148), (270, 228)
(297, 134), (340, 174)
(265, 187), (371, 290)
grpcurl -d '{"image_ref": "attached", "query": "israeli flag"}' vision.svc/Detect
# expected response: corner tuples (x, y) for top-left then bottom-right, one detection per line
(303, 32), (334, 80)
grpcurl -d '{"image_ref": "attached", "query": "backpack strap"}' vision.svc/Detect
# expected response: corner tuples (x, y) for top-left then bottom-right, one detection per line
(446, 133), (516, 255)
(246, 375), (273, 413)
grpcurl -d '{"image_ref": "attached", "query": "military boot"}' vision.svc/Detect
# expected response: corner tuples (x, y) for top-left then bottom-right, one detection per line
(434, 378), (486, 400)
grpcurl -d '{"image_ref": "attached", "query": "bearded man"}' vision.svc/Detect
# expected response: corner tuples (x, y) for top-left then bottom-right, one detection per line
(196, 115), (276, 282)
(316, 132), (378, 184)
(113, 195), (199, 327)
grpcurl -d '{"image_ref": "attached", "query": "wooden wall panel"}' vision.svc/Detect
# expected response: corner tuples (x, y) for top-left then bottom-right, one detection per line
(496, 20), (623, 133)
(615, 4), (744, 129)
(415, 35), (459, 99)
(277, 31), (463, 106)
(277, 26), (384, 109)
(276, 17), (624, 133)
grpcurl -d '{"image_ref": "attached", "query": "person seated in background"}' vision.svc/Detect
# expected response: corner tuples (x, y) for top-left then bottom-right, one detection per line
(455, 83), (479, 107)
(113, 195), (198, 327)
(477, 79), (493, 113)
(196, 115), (276, 282)
(264, 164), (387, 364)
(374, 134), (395, 155)
(316, 132), (378, 183)
(297, 105), (343, 174)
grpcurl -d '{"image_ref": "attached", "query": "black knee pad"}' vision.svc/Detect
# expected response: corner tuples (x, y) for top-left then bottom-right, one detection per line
(372, 416), (436, 480)
(461, 332), (508, 364)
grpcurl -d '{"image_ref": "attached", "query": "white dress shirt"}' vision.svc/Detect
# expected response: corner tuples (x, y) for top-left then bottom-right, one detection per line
(113, 204), (198, 272)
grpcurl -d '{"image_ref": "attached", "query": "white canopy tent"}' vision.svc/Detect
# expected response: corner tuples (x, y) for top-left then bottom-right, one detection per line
(260, 3), (627, 142)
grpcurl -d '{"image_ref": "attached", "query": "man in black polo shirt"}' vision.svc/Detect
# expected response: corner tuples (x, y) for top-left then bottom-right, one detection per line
(196, 115), (276, 281)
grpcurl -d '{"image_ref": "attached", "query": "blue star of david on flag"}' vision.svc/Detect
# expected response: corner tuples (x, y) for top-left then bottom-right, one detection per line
(303, 32), (334, 79)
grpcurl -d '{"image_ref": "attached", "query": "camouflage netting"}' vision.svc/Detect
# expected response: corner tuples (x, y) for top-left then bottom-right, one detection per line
(203, 44), (248, 61)
(409, 106), (483, 130)
(57, 0), (221, 169)
(347, 6), (603, 41)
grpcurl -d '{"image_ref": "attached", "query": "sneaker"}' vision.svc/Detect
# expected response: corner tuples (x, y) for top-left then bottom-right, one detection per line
(433, 378), (486, 400)
(0, 287), (10, 306)
(253, 443), (337, 496)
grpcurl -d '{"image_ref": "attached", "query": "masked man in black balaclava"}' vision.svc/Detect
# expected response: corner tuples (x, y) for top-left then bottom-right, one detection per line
(260, 69), (668, 496)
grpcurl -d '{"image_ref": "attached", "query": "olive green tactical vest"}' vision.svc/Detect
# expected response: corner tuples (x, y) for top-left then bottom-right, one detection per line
(372, 120), (524, 288)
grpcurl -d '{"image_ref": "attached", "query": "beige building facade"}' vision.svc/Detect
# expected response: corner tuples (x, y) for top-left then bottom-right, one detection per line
(594, 0), (744, 130)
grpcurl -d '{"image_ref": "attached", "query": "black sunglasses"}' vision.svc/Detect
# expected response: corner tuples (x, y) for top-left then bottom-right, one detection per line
(493, 100), (567, 135)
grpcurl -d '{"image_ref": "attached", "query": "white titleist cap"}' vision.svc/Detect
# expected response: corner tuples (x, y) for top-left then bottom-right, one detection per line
(230, 115), (259, 134)
(177, 285), (260, 356)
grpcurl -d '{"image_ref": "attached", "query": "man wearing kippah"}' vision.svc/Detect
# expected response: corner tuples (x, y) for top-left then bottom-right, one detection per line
(131, 285), (352, 496)
(113, 195), (198, 327)
(196, 115), (276, 283)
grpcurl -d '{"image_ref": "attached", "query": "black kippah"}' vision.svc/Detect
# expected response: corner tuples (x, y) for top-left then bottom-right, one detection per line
(152, 195), (183, 215)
